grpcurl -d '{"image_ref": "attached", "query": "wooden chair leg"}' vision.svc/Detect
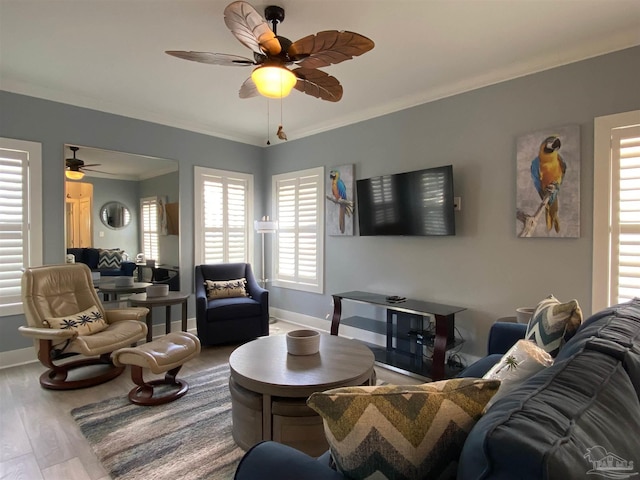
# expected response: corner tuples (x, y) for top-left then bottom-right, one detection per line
(127, 364), (189, 406)
(37, 340), (125, 390)
(164, 365), (183, 385)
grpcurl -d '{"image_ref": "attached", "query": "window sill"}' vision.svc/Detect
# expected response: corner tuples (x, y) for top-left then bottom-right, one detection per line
(272, 279), (323, 294)
(0, 303), (24, 317)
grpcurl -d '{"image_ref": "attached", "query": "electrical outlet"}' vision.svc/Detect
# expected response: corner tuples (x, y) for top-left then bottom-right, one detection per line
(454, 197), (462, 211)
(99, 231), (105, 237)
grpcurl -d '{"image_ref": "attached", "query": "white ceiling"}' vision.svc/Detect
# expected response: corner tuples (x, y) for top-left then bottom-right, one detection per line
(2, 0), (640, 147)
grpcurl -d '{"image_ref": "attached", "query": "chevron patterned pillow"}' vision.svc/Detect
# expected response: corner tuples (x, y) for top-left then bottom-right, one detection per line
(307, 378), (500, 480)
(525, 294), (583, 357)
(97, 249), (123, 269)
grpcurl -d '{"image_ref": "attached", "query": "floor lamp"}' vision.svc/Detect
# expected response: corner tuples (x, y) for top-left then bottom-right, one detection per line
(254, 216), (278, 287)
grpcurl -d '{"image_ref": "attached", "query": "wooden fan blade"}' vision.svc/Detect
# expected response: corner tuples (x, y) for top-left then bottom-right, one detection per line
(239, 77), (259, 99)
(224, 1), (281, 57)
(293, 67), (343, 102)
(289, 31), (374, 69)
(80, 163), (101, 168)
(165, 51), (255, 66)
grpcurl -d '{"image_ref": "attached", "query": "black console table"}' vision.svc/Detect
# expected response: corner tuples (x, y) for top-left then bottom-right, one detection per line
(331, 291), (466, 381)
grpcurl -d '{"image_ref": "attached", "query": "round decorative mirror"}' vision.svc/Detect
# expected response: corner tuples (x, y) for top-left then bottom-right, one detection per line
(100, 201), (131, 229)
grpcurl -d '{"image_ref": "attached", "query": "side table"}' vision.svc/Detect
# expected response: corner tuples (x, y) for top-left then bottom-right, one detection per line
(98, 281), (152, 301)
(128, 292), (190, 343)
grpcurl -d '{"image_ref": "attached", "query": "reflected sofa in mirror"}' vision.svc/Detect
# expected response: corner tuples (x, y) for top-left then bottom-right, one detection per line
(63, 144), (180, 289)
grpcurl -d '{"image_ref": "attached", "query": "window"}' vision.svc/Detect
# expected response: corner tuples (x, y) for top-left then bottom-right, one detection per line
(0, 138), (42, 316)
(194, 167), (253, 265)
(593, 111), (640, 311)
(140, 197), (160, 261)
(272, 167), (324, 293)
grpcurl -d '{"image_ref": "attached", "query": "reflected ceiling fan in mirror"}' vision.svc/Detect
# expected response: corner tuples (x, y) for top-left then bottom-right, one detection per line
(65, 146), (111, 180)
(166, 1), (374, 102)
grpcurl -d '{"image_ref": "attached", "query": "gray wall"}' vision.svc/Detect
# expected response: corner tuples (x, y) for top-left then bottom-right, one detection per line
(1, 46), (639, 358)
(90, 177), (140, 255)
(263, 46), (640, 358)
(0, 92), (263, 352)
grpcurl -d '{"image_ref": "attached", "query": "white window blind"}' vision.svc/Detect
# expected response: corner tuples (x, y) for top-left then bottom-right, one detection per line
(0, 138), (42, 316)
(273, 167), (324, 293)
(194, 167), (253, 265)
(611, 125), (640, 304)
(140, 197), (159, 261)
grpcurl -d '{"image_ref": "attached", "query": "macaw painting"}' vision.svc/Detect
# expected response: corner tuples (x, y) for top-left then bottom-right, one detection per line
(516, 125), (580, 238)
(326, 164), (355, 236)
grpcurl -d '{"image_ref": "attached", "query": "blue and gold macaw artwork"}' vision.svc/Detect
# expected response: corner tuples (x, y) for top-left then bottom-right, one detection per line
(530, 135), (566, 232)
(330, 169), (348, 233)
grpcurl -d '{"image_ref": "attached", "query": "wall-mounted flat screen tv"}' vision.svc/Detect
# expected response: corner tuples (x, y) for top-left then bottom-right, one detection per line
(356, 165), (455, 236)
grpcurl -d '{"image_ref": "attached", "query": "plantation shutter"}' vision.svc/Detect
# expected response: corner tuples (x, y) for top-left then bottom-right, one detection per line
(201, 173), (249, 264)
(276, 178), (297, 279)
(141, 197), (160, 261)
(611, 125), (640, 304)
(227, 178), (248, 263)
(0, 150), (28, 308)
(274, 167), (324, 293)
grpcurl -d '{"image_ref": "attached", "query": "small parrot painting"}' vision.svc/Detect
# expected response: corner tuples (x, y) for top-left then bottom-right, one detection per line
(516, 124), (580, 238)
(326, 165), (354, 236)
(530, 135), (566, 232)
(331, 170), (347, 233)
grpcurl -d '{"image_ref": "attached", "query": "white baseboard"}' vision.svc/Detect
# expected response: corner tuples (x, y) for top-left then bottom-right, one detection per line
(270, 307), (329, 332)
(0, 317), (198, 370)
(0, 347), (38, 369)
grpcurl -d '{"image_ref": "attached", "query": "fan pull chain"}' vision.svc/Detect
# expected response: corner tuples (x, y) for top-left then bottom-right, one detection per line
(266, 99), (271, 146)
(277, 90), (287, 141)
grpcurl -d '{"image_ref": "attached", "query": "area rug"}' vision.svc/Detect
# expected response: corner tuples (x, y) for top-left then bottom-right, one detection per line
(70, 363), (244, 480)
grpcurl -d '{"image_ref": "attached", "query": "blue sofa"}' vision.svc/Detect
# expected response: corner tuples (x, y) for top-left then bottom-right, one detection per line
(234, 299), (640, 480)
(66, 248), (136, 277)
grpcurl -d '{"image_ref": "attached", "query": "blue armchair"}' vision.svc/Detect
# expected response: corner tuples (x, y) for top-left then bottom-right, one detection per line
(194, 263), (269, 346)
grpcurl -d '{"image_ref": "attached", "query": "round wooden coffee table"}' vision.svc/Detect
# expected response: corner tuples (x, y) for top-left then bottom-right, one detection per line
(229, 334), (374, 455)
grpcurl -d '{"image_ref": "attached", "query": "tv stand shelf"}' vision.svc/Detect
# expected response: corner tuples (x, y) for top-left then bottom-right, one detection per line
(332, 291), (466, 380)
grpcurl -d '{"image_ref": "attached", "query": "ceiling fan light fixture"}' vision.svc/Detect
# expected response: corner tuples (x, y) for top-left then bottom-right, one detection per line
(251, 65), (297, 99)
(66, 169), (85, 180)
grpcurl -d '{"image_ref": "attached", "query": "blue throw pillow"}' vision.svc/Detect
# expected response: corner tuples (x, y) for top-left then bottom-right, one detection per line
(525, 295), (583, 357)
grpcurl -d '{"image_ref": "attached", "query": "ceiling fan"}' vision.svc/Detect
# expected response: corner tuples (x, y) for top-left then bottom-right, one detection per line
(65, 146), (107, 179)
(166, 1), (374, 102)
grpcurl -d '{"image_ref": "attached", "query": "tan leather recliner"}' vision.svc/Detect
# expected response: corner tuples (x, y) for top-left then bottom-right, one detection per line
(19, 263), (149, 390)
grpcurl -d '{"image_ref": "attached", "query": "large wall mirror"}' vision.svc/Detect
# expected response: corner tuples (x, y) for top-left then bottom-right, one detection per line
(64, 145), (180, 287)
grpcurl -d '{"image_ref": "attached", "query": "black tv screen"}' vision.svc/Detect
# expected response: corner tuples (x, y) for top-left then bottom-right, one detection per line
(356, 165), (455, 236)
